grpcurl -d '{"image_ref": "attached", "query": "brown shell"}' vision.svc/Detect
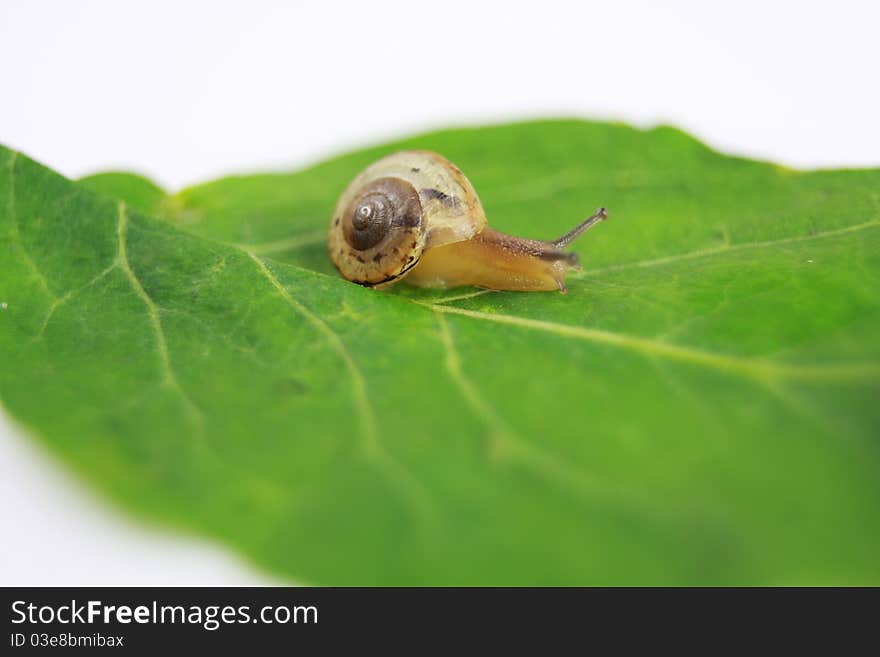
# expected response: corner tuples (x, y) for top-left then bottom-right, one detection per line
(328, 151), (488, 287)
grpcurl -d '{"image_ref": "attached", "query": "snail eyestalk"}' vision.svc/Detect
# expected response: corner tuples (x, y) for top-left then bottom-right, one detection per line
(552, 207), (608, 248)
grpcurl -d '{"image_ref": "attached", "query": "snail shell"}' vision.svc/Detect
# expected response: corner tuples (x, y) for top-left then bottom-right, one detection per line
(327, 151), (486, 287)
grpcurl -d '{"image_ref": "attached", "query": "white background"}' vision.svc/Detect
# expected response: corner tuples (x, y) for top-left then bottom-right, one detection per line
(1, 0), (877, 585)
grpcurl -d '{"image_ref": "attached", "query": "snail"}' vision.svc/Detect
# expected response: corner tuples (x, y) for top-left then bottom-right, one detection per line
(327, 151), (607, 292)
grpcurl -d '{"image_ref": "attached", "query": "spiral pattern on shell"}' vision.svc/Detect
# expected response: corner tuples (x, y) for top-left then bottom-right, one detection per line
(328, 176), (425, 286)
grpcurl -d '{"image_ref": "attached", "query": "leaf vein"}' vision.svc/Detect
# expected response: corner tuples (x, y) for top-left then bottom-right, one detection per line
(7, 151), (57, 302)
(429, 289), (495, 305)
(235, 230), (326, 255)
(435, 312), (654, 510)
(36, 261), (119, 338)
(116, 202), (203, 426)
(579, 218), (880, 276)
(426, 303), (880, 383)
(247, 251), (435, 520)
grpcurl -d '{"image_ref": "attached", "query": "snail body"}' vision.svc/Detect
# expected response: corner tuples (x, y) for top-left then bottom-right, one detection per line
(328, 150), (607, 292)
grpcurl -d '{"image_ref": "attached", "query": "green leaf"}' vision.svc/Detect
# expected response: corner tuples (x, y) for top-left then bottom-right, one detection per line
(79, 171), (167, 218)
(3, 120), (880, 584)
